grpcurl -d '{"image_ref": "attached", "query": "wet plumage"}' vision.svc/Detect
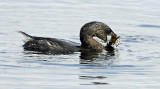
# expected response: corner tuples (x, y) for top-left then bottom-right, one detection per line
(20, 21), (117, 54)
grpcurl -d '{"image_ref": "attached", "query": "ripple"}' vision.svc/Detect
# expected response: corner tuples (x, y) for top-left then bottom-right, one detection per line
(92, 82), (109, 85)
(122, 35), (160, 43)
(138, 24), (160, 28)
(79, 76), (107, 80)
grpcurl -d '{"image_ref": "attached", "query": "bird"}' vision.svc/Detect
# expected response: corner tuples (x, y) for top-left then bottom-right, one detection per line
(19, 21), (120, 54)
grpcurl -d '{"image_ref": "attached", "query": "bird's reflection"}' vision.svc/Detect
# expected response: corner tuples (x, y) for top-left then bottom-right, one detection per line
(79, 49), (119, 85)
(22, 47), (119, 86)
(79, 49), (118, 65)
(79, 76), (109, 85)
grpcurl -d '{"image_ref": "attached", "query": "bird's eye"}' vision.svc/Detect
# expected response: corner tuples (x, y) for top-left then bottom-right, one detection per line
(106, 28), (112, 34)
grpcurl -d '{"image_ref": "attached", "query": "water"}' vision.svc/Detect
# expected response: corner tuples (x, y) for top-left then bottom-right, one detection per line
(0, 0), (160, 89)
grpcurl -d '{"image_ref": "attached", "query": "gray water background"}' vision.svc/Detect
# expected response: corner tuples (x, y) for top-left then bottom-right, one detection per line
(0, 0), (160, 89)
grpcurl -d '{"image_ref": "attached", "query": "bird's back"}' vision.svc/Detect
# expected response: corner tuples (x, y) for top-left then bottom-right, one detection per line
(20, 31), (80, 54)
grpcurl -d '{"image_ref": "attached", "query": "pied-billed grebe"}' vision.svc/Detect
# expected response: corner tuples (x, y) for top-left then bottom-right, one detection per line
(20, 21), (120, 54)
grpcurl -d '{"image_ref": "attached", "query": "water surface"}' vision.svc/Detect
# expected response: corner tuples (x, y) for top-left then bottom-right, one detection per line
(0, 0), (160, 89)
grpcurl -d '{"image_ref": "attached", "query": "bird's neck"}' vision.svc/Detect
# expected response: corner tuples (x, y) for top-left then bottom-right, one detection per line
(81, 35), (104, 50)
